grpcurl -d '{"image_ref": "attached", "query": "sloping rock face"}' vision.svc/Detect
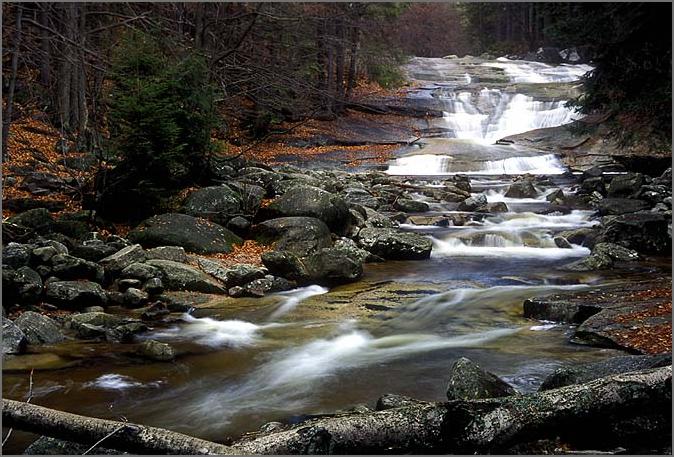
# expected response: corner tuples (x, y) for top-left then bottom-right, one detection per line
(253, 217), (332, 257)
(128, 213), (242, 254)
(357, 227), (432, 260)
(446, 357), (517, 400)
(146, 260), (227, 294)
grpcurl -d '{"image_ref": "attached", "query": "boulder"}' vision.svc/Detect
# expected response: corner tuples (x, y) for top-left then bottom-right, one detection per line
(143, 277), (164, 296)
(128, 213), (242, 254)
(123, 287), (149, 308)
(546, 189), (565, 203)
(70, 240), (119, 262)
(540, 354), (671, 391)
(138, 339), (175, 362)
(99, 244), (148, 277)
(333, 238), (374, 264)
(556, 228), (598, 248)
(560, 253), (613, 272)
(14, 311), (64, 345)
(23, 436), (122, 455)
(581, 177), (606, 195)
(120, 262), (161, 282)
(261, 251), (309, 282)
(504, 181), (538, 199)
(254, 217), (332, 257)
(357, 227), (432, 260)
(227, 216), (251, 235)
(393, 199), (429, 213)
(236, 167), (282, 196)
(599, 212), (671, 254)
(146, 246), (188, 263)
(446, 357), (517, 401)
(302, 247), (364, 285)
(607, 172), (644, 197)
(44, 281), (107, 309)
(265, 185), (351, 235)
(478, 202), (509, 213)
(593, 242), (639, 261)
(50, 254), (104, 283)
(458, 194), (487, 211)
(342, 188), (381, 209)
(226, 182), (265, 214)
(146, 259), (226, 294)
(375, 394), (428, 411)
(363, 207), (396, 228)
(182, 185), (245, 225)
(595, 198), (649, 215)
(3, 266), (43, 304)
(7, 208), (54, 234)
(3, 242), (33, 269)
(31, 246), (59, 264)
(2, 319), (27, 354)
(223, 264), (267, 288)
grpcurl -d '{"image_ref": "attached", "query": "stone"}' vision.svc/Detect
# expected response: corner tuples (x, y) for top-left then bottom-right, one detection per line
(70, 240), (119, 262)
(128, 213), (242, 254)
(478, 202), (508, 213)
(143, 277), (164, 296)
(222, 264), (267, 288)
(182, 185), (246, 224)
(333, 238), (373, 264)
(261, 251), (309, 282)
(138, 339), (175, 361)
(581, 177), (606, 195)
(504, 181), (538, 198)
(23, 436), (123, 455)
(265, 185), (351, 235)
(123, 287), (149, 307)
(106, 322), (147, 343)
(227, 216), (251, 235)
(599, 212), (670, 254)
(553, 236), (573, 249)
(146, 246), (188, 263)
(343, 188), (381, 209)
(393, 198), (429, 213)
(44, 281), (107, 309)
(458, 194), (488, 211)
(120, 262), (161, 282)
(228, 286), (245, 298)
(243, 277), (275, 297)
(607, 172), (644, 197)
(446, 357), (517, 400)
(560, 253), (613, 272)
(14, 311), (64, 345)
(7, 208), (54, 234)
(146, 259), (226, 294)
(99, 244), (148, 277)
(50, 254), (104, 283)
(254, 217), (332, 257)
(2, 319), (27, 354)
(539, 354), (672, 391)
(3, 243), (33, 269)
(141, 302), (170, 321)
(375, 394), (428, 411)
(595, 198), (650, 215)
(363, 207), (396, 228)
(3, 266), (43, 304)
(556, 228), (598, 248)
(357, 227), (432, 260)
(593, 242), (639, 262)
(546, 188), (565, 203)
(302, 247), (364, 285)
(31, 246), (59, 264)
(83, 306), (105, 313)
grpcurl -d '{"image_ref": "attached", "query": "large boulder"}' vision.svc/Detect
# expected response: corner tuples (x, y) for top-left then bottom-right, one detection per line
(393, 199), (429, 213)
(607, 172), (644, 197)
(50, 254), (104, 283)
(128, 213), (242, 254)
(2, 319), (27, 354)
(14, 311), (65, 345)
(44, 281), (107, 309)
(254, 217), (332, 257)
(265, 185), (351, 235)
(146, 260), (226, 294)
(146, 246), (188, 263)
(7, 208), (54, 234)
(261, 251), (310, 282)
(98, 244), (147, 277)
(595, 198), (649, 215)
(182, 185), (249, 225)
(138, 339), (175, 362)
(446, 357), (517, 401)
(357, 227), (432, 260)
(504, 180), (538, 199)
(302, 247), (364, 285)
(3, 266), (43, 305)
(457, 194), (487, 211)
(540, 354), (671, 391)
(599, 212), (671, 254)
(70, 240), (119, 262)
(342, 188), (381, 209)
(3, 243), (34, 269)
(196, 259), (267, 288)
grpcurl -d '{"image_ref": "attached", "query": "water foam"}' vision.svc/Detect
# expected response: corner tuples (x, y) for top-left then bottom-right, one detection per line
(269, 285), (329, 319)
(386, 153), (566, 175)
(482, 59), (593, 83)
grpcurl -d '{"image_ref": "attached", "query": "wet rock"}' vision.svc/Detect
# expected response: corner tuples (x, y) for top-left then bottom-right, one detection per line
(581, 177), (606, 195)
(99, 244), (148, 277)
(595, 198), (649, 215)
(228, 286), (245, 297)
(31, 246), (59, 264)
(7, 208), (54, 234)
(138, 339), (175, 362)
(607, 172), (644, 197)
(504, 181), (537, 198)
(546, 188), (565, 203)
(478, 202), (508, 213)
(637, 184), (670, 205)
(243, 277), (275, 297)
(553, 236), (573, 249)
(70, 240), (118, 262)
(118, 278), (142, 291)
(363, 207), (396, 228)
(143, 277), (164, 296)
(540, 354), (672, 390)
(343, 188), (381, 209)
(593, 242), (639, 261)
(458, 194), (488, 211)
(357, 227), (432, 260)
(446, 357), (517, 400)
(3, 243), (33, 269)
(182, 185), (247, 225)
(146, 246), (188, 263)
(333, 238), (375, 264)
(128, 213), (242, 254)
(23, 436), (123, 455)
(556, 228), (598, 248)
(146, 259), (226, 294)
(599, 212), (671, 254)
(393, 198), (429, 213)
(2, 319), (27, 354)
(254, 217), (332, 257)
(375, 393), (429, 411)
(560, 252), (613, 272)
(223, 264), (267, 288)
(261, 251), (309, 282)
(140, 302), (170, 321)
(3, 266), (43, 305)
(50, 254), (104, 283)
(107, 322), (147, 343)
(14, 311), (64, 345)
(123, 287), (149, 308)
(44, 281), (107, 309)
(83, 306), (105, 313)
(120, 262), (161, 282)
(302, 246), (364, 285)
(68, 312), (126, 339)
(227, 216), (251, 235)
(265, 185), (351, 235)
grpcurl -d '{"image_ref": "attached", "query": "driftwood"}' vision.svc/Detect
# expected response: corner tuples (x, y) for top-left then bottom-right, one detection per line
(3, 366), (671, 454)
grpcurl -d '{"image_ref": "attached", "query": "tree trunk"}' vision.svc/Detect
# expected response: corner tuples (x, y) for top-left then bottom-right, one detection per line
(39, 3), (51, 88)
(2, 3), (24, 160)
(334, 18), (346, 112)
(345, 24), (360, 101)
(325, 19), (335, 114)
(76, 3), (88, 138)
(4, 366), (670, 455)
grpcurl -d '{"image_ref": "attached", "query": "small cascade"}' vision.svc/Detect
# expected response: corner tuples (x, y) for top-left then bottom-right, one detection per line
(482, 58), (593, 83)
(269, 285), (329, 319)
(386, 153), (566, 175)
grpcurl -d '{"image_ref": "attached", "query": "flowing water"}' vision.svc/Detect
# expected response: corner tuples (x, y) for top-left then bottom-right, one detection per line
(3, 57), (669, 451)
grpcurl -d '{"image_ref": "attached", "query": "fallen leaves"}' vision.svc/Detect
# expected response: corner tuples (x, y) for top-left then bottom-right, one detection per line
(198, 239), (272, 268)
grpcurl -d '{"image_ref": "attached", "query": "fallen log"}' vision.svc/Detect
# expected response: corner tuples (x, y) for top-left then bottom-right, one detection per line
(1, 399), (236, 455)
(3, 366), (671, 454)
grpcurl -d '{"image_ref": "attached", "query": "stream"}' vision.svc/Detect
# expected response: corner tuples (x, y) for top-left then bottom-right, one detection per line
(3, 56), (669, 450)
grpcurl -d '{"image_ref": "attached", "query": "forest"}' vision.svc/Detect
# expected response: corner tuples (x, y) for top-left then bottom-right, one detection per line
(2, 2), (672, 456)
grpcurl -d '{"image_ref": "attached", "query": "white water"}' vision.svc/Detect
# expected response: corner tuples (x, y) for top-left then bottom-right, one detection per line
(482, 58), (593, 83)
(431, 236), (590, 259)
(269, 285), (329, 320)
(386, 153), (566, 175)
(84, 374), (162, 390)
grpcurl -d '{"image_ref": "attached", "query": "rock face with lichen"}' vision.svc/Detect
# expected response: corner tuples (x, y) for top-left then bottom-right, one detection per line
(446, 357), (517, 401)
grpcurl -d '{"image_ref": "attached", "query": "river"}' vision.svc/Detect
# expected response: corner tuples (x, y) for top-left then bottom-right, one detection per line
(3, 56), (669, 451)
